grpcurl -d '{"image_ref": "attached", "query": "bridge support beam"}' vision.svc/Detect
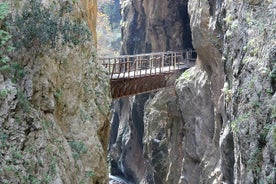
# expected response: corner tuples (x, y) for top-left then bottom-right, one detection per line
(110, 68), (189, 99)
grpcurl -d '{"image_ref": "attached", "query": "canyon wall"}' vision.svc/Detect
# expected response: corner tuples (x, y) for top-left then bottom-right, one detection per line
(218, 1), (276, 183)
(110, 0), (276, 183)
(120, 0), (193, 54)
(109, 0), (194, 183)
(0, 0), (111, 183)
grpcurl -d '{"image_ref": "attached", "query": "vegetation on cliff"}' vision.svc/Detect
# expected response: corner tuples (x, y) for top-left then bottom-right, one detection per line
(0, 0), (111, 183)
(97, 0), (121, 56)
(110, 0), (276, 183)
(12, 0), (91, 53)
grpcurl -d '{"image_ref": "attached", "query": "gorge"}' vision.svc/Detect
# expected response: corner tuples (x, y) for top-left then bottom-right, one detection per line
(109, 0), (276, 183)
(0, 0), (275, 184)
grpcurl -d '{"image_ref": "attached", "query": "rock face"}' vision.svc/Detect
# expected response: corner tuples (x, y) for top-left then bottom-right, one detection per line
(111, 0), (276, 183)
(219, 1), (276, 183)
(0, 0), (111, 183)
(109, 95), (149, 183)
(121, 0), (193, 54)
(143, 89), (185, 183)
(109, 0), (194, 183)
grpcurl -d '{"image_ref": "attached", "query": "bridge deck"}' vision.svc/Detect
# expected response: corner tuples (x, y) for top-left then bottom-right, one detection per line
(99, 50), (196, 98)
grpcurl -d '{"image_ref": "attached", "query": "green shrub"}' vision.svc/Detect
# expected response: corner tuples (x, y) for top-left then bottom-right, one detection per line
(0, 89), (8, 99)
(69, 140), (88, 160)
(0, 2), (13, 64)
(0, 2), (25, 83)
(247, 147), (262, 174)
(259, 124), (272, 146)
(0, 130), (8, 149)
(231, 113), (250, 133)
(12, 0), (91, 53)
(17, 89), (30, 112)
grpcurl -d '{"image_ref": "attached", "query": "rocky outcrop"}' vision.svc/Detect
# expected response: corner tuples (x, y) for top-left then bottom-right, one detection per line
(109, 95), (149, 183)
(120, 0), (193, 54)
(173, 0), (226, 183)
(145, 0), (276, 183)
(175, 68), (223, 183)
(142, 88), (185, 183)
(221, 1), (276, 183)
(112, 0), (276, 183)
(0, 0), (111, 183)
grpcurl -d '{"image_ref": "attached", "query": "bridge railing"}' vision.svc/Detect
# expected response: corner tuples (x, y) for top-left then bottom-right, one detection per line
(99, 50), (196, 79)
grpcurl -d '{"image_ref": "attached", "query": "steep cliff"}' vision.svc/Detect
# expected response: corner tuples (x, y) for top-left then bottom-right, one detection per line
(120, 0), (193, 54)
(0, 0), (111, 183)
(176, 0), (276, 183)
(109, 0), (194, 183)
(109, 95), (149, 183)
(111, 0), (276, 183)
(218, 1), (276, 183)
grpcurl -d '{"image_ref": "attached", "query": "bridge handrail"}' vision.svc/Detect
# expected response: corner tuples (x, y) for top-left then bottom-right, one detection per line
(99, 49), (196, 59)
(99, 50), (196, 79)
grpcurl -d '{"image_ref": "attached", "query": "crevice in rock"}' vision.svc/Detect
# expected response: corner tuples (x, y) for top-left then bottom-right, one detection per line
(221, 131), (235, 183)
(109, 110), (119, 148)
(131, 94), (149, 148)
(179, 0), (194, 49)
(109, 0), (197, 183)
(121, 7), (146, 55)
(269, 46), (276, 92)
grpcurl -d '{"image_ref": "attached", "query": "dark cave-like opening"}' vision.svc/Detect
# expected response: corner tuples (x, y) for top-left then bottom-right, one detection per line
(179, 0), (194, 50)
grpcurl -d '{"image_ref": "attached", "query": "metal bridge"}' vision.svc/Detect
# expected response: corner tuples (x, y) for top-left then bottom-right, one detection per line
(99, 49), (196, 99)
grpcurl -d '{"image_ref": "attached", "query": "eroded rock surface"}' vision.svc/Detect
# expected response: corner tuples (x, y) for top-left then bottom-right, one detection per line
(121, 0), (192, 54)
(110, 0), (195, 183)
(0, 0), (111, 183)
(109, 95), (149, 183)
(111, 0), (276, 183)
(221, 1), (276, 183)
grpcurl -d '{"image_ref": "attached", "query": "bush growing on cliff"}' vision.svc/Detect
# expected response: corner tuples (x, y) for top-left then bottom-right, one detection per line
(0, 2), (13, 64)
(69, 140), (88, 160)
(0, 2), (24, 82)
(12, 0), (91, 53)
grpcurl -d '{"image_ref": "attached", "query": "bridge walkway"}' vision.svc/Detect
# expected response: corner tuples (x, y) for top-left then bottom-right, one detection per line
(99, 50), (196, 98)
